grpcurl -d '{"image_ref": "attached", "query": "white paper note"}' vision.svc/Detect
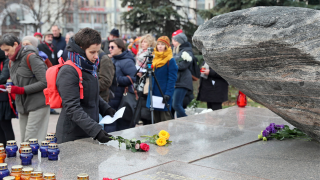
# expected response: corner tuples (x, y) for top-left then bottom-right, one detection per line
(212, 80), (215, 86)
(99, 107), (126, 124)
(0, 88), (7, 92)
(135, 65), (147, 72)
(57, 50), (63, 58)
(152, 96), (165, 109)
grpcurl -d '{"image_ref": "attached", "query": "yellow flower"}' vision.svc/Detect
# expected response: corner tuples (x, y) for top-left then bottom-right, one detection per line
(156, 137), (167, 146)
(263, 137), (267, 141)
(159, 130), (170, 140)
(258, 135), (263, 140)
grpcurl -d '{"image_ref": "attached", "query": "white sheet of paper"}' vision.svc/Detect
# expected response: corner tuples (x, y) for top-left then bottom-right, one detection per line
(99, 107), (126, 124)
(57, 50), (63, 58)
(152, 96), (165, 109)
(212, 80), (215, 86)
(135, 65), (147, 72)
(0, 88), (7, 92)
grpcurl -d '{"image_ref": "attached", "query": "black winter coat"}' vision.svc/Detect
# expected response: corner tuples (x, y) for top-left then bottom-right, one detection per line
(0, 57), (9, 102)
(56, 64), (111, 144)
(197, 68), (229, 103)
(173, 42), (193, 91)
(52, 34), (66, 60)
(109, 50), (136, 110)
(38, 43), (58, 65)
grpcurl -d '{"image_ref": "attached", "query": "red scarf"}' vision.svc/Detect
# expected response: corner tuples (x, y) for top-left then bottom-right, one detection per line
(10, 44), (22, 61)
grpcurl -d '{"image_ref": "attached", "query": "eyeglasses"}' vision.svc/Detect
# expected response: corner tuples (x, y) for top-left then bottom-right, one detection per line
(108, 46), (115, 50)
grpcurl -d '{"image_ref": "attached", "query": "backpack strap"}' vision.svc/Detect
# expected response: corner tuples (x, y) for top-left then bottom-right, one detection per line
(64, 61), (84, 99)
(0, 61), (3, 71)
(26, 53), (36, 71)
(126, 75), (138, 100)
(9, 60), (11, 68)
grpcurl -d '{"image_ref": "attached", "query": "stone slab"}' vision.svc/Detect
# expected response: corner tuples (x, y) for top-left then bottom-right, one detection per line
(99, 119), (262, 163)
(119, 161), (265, 180)
(192, 139), (320, 180)
(179, 106), (293, 133)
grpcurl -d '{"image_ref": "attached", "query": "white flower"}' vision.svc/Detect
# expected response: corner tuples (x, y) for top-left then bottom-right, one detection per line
(181, 51), (192, 62)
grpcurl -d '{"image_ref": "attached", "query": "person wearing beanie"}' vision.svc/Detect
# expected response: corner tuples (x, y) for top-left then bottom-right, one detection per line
(34, 32), (43, 43)
(22, 36), (49, 64)
(0, 49), (16, 148)
(38, 31), (58, 65)
(171, 32), (194, 118)
(102, 28), (120, 54)
(145, 36), (178, 123)
(0, 34), (50, 143)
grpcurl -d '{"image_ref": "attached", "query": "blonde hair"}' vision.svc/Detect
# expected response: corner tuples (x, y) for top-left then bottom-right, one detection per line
(139, 34), (156, 50)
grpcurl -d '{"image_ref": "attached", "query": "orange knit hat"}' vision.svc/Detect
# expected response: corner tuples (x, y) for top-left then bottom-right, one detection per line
(157, 36), (170, 48)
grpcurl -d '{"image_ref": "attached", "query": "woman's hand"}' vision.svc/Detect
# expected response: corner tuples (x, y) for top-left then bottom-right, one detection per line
(137, 72), (143, 77)
(6, 85), (11, 93)
(201, 69), (210, 76)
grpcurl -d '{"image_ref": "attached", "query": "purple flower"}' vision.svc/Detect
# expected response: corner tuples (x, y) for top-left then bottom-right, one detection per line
(270, 123), (276, 128)
(271, 128), (277, 134)
(262, 130), (269, 137)
(279, 124), (284, 129)
(266, 126), (272, 132)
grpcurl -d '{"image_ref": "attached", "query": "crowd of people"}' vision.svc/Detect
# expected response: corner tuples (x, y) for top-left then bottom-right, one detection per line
(0, 26), (228, 147)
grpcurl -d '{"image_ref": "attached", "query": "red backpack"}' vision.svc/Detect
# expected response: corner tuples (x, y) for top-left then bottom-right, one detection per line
(43, 58), (84, 109)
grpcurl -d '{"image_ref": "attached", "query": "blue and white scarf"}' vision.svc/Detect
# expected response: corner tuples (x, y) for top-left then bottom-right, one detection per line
(68, 51), (99, 78)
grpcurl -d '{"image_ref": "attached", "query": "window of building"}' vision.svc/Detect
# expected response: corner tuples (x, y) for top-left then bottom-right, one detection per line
(86, 14), (90, 23)
(81, 14), (85, 23)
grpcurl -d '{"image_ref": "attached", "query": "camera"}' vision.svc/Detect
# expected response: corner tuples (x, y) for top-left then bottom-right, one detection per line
(147, 47), (154, 55)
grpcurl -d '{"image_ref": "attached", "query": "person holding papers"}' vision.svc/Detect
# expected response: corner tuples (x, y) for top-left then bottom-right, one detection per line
(55, 28), (116, 144)
(146, 36), (178, 123)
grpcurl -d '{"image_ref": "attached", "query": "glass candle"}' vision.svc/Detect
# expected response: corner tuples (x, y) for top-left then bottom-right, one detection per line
(30, 172), (44, 180)
(3, 176), (15, 180)
(20, 168), (33, 180)
(28, 139), (39, 155)
(39, 141), (49, 158)
(20, 148), (33, 166)
(46, 133), (57, 144)
(43, 173), (55, 180)
(0, 148), (6, 163)
(47, 144), (59, 161)
(10, 165), (23, 180)
(44, 137), (55, 144)
(0, 163), (10, 180)
(77, 173), (89, 180)
(6, 140), (18, 157)
(19, 142), (30, 154)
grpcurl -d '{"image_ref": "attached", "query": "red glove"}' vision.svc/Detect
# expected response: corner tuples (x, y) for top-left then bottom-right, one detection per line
(10, 86), (25, 94)
(0, 85), (5, 93)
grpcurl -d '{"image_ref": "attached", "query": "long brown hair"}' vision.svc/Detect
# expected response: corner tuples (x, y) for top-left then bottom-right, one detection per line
(109, 38), (126, 52)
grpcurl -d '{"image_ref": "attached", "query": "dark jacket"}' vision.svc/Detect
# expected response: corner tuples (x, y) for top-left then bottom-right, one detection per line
(56, 64), (111, 144)
(98, 50), (114, 102)
(197, 68), (229, 103)
(102, 39), (110, 54)
(147, 58), (178, 111)
(61, 46), (68, 61)
(0, 56), (9, 102)
(38, 42), (58, 65)
(109, 50), (136, 110)
(52, 33), (66, 60)
(173, 42), (193, 91)
(9, 45), (48, 114)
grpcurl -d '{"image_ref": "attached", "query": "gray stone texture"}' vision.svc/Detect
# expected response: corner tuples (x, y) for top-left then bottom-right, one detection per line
(193, 6), (320, 142)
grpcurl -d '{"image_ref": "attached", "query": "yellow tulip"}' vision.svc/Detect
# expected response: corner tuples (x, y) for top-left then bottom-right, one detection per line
(159, 130), (170, 140)
(156, 137), (167, 146)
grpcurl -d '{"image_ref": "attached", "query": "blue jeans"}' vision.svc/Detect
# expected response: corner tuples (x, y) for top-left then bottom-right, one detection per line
(172, 88), (188, 118)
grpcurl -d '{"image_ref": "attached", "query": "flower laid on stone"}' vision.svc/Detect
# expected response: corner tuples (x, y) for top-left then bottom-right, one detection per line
(103, 178), (121, 180)
(258, 123), (311, 141)
(141, 130), (172, 147)
(110, 136), (150, 153)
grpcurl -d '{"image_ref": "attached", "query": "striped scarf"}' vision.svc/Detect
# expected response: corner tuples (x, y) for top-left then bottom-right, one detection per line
(68, 51), (99, 78)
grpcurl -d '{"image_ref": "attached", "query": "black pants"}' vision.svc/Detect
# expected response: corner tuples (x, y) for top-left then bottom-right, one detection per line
(207, 102), (222, 111)
(0, 120), (15, 147)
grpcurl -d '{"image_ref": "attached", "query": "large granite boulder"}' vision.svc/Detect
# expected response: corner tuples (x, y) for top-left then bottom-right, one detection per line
(193, 6), (320, 142)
